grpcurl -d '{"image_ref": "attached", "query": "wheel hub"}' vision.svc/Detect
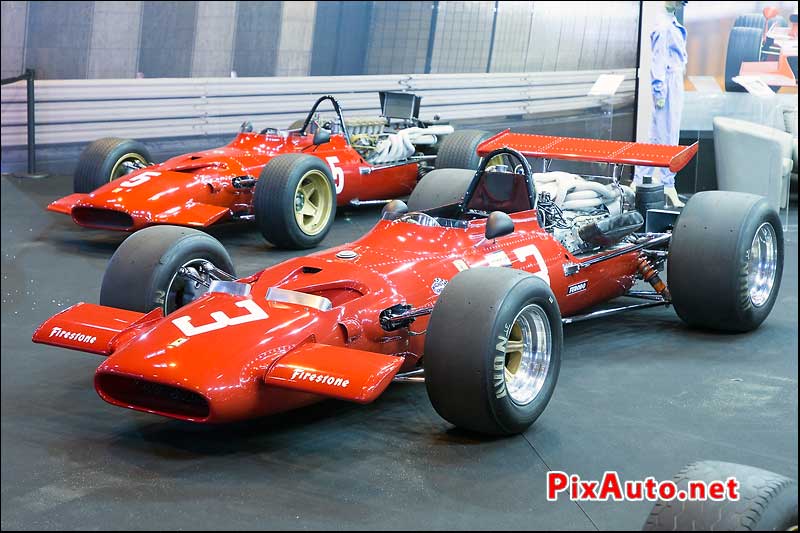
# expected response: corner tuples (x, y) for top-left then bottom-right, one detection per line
(504, 304), (551, 406)
(747, 222), (778, 308)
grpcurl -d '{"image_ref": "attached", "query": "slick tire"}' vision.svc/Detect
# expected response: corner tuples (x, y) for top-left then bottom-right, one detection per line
(733, 13), (766, 29)
(725, 27), (763, 91)
(253, 154), (337, 249)
(74, 137), (153, 193)
(434, 129), (491, 170)
(643, 461), (797, 531)
(99, 226), (234, 314)
(424, 268), (562, 435)
(407, 168), (476, 212)
(667, 191), (783, 332)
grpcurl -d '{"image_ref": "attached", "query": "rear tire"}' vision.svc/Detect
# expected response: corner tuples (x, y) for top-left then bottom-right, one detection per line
(434, 129), (491, 170)
(74, 137), (152, 193)
(99, 226), (234, 314)
(667, 191), (783, 332)
(424, 268), (562, 435)
(725, 27), (764, 91)
(253, 154), (336, 249)
(643, 461), (797, 531)
(407, 168), (475, 212)
(733, 13), (766, 29)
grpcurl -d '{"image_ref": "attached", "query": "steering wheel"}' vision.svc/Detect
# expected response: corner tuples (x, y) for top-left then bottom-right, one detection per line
(259, 126), (280, 135)
(397, 211), (441, 227)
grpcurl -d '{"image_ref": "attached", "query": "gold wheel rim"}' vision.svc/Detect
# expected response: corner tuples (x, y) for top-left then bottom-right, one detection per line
(294, 170), (333, 236)
(503, 304), (551, 406)
(110, 153), (148, 181)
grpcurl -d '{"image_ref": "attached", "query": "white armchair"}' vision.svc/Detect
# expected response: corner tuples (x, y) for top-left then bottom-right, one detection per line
(712, 116), (794, 210)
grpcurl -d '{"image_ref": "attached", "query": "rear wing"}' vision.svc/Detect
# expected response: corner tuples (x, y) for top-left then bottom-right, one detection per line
(477, 130), (698, 173)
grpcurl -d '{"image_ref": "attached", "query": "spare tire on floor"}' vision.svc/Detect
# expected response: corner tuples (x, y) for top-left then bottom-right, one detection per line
(643, 461), (797, 531)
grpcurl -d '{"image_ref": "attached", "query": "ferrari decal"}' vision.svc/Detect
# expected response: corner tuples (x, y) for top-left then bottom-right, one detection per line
(431, 277), (448, 295)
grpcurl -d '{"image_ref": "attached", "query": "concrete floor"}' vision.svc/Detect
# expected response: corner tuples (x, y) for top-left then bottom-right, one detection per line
(1, 174), (797, 530)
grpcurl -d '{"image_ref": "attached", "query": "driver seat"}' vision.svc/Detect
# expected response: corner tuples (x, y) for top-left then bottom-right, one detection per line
(466, 171), (533, 214)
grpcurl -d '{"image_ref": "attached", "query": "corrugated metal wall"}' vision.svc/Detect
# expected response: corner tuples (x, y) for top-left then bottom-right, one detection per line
(1, 1), (640, 79)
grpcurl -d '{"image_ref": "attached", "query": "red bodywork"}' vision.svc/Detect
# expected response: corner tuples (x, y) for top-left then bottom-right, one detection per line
(48, 131), (419, 231)
(33, 132), (696, 424)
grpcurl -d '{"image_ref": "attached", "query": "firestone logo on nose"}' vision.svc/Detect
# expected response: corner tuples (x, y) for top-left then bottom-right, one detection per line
(290, 368), (350, 388)
(49, 326), (97, 344)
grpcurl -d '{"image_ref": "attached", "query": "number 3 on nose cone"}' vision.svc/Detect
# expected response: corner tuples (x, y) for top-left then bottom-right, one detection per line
(171, 299), (269, 337)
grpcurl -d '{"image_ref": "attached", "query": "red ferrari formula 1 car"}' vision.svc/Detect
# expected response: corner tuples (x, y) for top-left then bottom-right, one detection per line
(33, 132), (784, 435)
(47, 92), (487, 249)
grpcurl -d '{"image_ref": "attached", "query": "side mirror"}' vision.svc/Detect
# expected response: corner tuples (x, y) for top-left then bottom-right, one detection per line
(381, 199), (409, 221)
(485, 211), (515, 240)
(313, 128), (331, 146)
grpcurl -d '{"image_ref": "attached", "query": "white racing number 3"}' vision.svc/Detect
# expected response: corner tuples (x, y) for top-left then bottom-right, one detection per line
(171, 299), (269, 337)
(325, 157), (344, 194)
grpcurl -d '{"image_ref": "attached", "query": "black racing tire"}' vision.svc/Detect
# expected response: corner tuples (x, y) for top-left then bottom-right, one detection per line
(99, 226), (234, 314)
(406, 168), (475, 212)
(643, 461), (798, 531)
(667, 191), (783, 332)
(424, 268), (562, 435)
(725, 27), (764, 91)
(733, 13), (766, 29)
(253, 154), (336, 249)
(434, 129), (491, 170)
(74, 137), (153, 193)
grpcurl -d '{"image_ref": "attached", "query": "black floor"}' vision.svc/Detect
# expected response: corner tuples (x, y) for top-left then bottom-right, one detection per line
(1, 174), (797, 531)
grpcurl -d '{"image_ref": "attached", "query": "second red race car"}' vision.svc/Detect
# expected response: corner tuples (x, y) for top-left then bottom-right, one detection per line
(47, 92), (488, 248)
(33, 132), (783, 435)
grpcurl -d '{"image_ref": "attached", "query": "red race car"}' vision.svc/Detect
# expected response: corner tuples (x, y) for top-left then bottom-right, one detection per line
(33, 132), (784, 435)
(47, 92), (488, 249)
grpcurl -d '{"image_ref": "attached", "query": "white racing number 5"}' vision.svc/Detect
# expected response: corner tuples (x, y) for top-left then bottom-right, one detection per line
(120, 171), (161, 188)
(171, 299), (269, 337)
(325, 156), (344, 194)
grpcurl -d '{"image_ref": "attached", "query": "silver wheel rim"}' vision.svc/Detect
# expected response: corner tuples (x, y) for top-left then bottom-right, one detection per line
(164, 259), (211, 314)
(747, 222), (778, 308)
(504, 304), (552, 406)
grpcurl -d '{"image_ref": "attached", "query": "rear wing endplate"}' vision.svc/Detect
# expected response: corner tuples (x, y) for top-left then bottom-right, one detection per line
(477, 130), (698, 173)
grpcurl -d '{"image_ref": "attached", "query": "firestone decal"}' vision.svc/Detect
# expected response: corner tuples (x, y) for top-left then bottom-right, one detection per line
(290, 368), (350, 388)
(49, 327), (97, 345)
(172, 299), (268, 337)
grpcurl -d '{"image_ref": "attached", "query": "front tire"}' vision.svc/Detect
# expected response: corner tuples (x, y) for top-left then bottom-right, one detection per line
(668, 191), (783, 332)
(74, 137), (152, 193)
(424, 268), (562, 435)
(99, 226), (234, 314)
(253, 154), (336, 249)
(643, 461), (797, 531)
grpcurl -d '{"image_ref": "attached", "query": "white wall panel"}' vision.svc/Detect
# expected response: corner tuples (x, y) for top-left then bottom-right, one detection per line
(1, 69), (636, 146)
